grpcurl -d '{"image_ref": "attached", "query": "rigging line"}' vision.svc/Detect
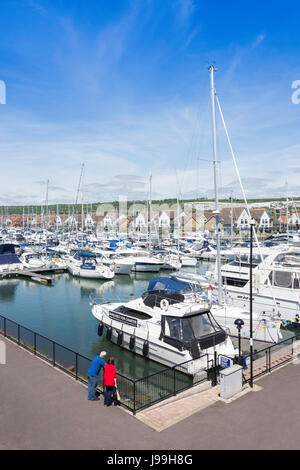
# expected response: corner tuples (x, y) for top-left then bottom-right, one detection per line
(215, 94), (280, 316)
(177, 93), (211, 197)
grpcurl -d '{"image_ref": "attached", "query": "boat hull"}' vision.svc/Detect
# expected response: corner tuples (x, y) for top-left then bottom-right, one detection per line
(67, 265), (114, 279)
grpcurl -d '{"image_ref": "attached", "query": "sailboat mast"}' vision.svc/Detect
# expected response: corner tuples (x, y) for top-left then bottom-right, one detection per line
(286, 181), (289, 239)
(209, 65), (222, 304)
(81, 164), (85, 239)
(149, 174), (152, 251)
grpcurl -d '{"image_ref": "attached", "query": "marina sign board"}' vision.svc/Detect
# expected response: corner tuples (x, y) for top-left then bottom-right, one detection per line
(243, 355), (251, 367)
(219, 356), (233, 368)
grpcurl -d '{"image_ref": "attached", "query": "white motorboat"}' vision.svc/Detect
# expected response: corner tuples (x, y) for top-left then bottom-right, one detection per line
(20, 251), (46, 270)
(0, 244), (24, 273)
(155, 253), (182, 270)
(171, 272), (282, 343)
(91, 277), (237, 375)
(67, 251), (115, 279)
(41, 253), (67, 270)
(206, 249), (300, 324)
(180, 256), (198, 267)
(89, 250), (133, 275)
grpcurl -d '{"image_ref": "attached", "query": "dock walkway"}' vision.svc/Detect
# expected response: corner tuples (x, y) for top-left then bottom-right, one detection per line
(0, 266), (66, 285)
(0, 336), (299, 450)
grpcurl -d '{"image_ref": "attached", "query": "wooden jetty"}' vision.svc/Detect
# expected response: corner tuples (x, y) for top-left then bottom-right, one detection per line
(0, 266), (67, 285)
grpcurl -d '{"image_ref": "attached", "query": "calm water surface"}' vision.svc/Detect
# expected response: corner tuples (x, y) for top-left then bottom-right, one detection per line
(0, 261), (294, 378)
(0, 262), (213, 378)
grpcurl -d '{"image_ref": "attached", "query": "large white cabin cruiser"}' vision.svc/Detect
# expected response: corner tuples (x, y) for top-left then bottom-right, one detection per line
(206, 249), (300, 324)
(171, 272), (282, 343)
(91, 277), (237, 374)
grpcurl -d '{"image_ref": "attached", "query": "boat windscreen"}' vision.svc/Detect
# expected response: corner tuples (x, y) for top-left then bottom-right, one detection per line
(164, 312), (222, 341)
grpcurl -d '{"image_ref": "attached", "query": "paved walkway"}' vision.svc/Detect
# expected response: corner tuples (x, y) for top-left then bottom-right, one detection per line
(0, 337), (299, 450)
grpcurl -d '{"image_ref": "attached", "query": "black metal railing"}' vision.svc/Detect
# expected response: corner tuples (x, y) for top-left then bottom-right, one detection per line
(216, 333), (300, 384)
(0, 314), (135, 413)
(241, 333), (300, 383)
(0, 314), (210, 414)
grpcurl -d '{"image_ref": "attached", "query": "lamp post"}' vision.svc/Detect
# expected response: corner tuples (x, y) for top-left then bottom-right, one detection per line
(249, 218), (256, 388)
(234, 318), (244, 365)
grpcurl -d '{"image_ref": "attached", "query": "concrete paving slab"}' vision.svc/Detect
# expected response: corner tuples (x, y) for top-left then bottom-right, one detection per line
(1, 336), (300, 450)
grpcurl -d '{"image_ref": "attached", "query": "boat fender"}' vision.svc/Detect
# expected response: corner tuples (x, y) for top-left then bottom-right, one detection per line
(129, 335), (135, 350)
(142, 340), (149, 357)
(106, 326), (112, 341)
(97, 322), (104, 336)
(160, 299), (169, 311)
(117, 330), (123, 346)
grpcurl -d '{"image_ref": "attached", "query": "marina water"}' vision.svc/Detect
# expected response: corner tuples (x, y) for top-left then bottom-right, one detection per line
(0, 260), (294, 379)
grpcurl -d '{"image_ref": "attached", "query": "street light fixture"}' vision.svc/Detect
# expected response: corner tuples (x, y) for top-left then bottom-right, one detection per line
(234, 318), (244, 365)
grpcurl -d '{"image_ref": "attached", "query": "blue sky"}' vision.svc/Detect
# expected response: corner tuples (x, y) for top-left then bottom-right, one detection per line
(0, 0), (300, 205)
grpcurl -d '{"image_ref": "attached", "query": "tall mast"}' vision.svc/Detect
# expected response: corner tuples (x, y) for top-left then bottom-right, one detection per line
(149, 174), (152, 251)
(81, 164), (85, 238)
(230, 193), (233, 246)
(286, 181), (289, 239)
(56, 203), (59, 232)
(209, 65), (222, 304)
(45, 179), (49, 232)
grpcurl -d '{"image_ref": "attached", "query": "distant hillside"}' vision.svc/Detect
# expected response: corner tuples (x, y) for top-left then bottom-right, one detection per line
(1, 197), (300, 215)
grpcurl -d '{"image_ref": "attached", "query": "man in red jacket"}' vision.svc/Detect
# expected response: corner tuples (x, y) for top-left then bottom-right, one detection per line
(104, 357), (117, 406)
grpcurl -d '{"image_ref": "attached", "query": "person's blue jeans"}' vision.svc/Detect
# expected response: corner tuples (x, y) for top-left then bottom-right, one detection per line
(88, 375), (98, 400)
(104, 386), (114, 406)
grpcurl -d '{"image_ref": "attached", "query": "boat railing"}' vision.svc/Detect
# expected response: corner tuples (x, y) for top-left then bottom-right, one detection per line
(89, 293), (137, 306)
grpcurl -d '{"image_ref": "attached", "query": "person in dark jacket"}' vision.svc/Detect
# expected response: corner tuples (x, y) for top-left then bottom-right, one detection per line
(104, 357), (117, 406)
(87, 351), (106, 401)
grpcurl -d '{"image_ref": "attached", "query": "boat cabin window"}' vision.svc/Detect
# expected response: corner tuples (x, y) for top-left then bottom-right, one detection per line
(222, 276), (248, 287)
(164, 317), (181, 340)
(269, 271), (293, 289)
(164, 312), (223, 342)
(114, 306), (152, 320)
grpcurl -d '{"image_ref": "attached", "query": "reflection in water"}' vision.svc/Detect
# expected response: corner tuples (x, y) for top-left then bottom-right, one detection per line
(71, 277), (115, 299)
(0, 280), (19, 302)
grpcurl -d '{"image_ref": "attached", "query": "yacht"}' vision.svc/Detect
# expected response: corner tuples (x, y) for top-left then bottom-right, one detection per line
(89, 250), (133, 275)
(0, 244), (24, 273)
(91, 277), (237, 375)
(171, 272), (282, 343)
(206, 249), (300, 324)
(67, 251), (115, 280)
(109, 248), (164, 273)
(20, 251), (46, 270)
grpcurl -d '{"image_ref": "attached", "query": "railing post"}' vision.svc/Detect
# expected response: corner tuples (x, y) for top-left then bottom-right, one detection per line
(268, 347), (271, 372)
(173, 366), (176, 396)
(34, 333), (36, 355)
(4, 318), (6, 337)
(18, 325), (20, 345)
(133, 380), (136, 415)
(75, 353), (78, 380)
(53, 342), (55, 366)
(212, 351), (218, 387)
